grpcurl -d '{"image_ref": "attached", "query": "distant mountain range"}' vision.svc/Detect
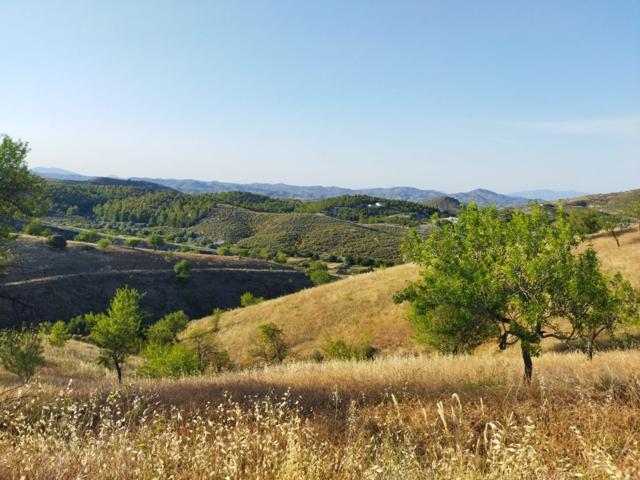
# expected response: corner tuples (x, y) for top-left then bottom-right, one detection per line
(32, 167), (585, 207)
(510, 190), (590, 201)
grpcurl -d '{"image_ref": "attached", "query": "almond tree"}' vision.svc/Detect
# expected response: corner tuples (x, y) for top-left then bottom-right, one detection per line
(396, 204), (636, 383)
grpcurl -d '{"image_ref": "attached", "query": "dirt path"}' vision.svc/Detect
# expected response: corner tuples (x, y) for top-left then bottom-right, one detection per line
(1, 267), (299, 287)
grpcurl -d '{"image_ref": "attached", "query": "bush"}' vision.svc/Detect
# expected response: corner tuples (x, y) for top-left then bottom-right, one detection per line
(0, 328), (44, 382)
(146, 311), (189, 346)
(323, 338), (376, 361)
(250, 323), (288, 364)
(66, 312), (101, 337)
(183, 327), (233, 373)
(96, 238), (110, 251)
(48, 320), (70, 347)
(139, 343), (203, 378)
(174, 259), (191, 280)
(240, 292), (264, 307)
(46, 234), (67, 250)
(126, 238), (141, 248)
(22, 220), (45, 236)
(148, 234), (165, 250)
(305, 261), (332, 286)
(74, 230), (101, 242)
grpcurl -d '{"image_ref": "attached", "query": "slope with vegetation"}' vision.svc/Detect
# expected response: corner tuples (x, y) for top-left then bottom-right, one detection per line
(1, 236), (310, 325)
(186, 227), (640, 367)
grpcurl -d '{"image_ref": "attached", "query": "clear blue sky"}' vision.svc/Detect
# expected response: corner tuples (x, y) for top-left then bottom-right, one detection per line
(2, 1), (638, 193)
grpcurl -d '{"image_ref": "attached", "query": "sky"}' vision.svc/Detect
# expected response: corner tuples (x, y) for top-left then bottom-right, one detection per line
(1, 0), (638, 194)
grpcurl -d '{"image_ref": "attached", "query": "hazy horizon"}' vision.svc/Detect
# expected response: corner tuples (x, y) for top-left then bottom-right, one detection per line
(3, 1), (638, 193)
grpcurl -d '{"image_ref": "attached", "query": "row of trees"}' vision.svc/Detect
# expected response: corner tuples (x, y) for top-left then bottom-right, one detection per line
(396, 205), (639, 382)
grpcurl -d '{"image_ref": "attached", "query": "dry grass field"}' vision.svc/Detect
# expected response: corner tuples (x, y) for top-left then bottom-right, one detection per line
(186, 229), (640, 366)
(1, 344), (640, 479)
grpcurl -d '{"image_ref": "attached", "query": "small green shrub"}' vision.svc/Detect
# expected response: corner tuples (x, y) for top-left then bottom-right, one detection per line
(0, 328), (45, 382)
(240, 292), (264, 307)
(48, 320), (70, 347)
(250, 323), (288, 364)
(96, 238), (110, 251)
(74, 230), (101, 242)
(139, 343), (203, 378)
(66, 312), (101, 337)
(146, 311), (189, 346)
(305, 261), (332, 286)
(126, 238), (141, 248)
(22, 220), (45, 236)
(174, 259), (191, 280)
(323, 338), (376, 361)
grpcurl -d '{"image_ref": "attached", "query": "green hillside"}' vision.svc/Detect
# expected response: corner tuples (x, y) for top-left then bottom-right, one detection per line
(190, 204), (406, 262)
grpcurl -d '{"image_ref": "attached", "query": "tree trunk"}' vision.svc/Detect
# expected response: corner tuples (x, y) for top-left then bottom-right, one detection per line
(114, 360), (122, 384)
(612, 230), (620, 247)
(586, 335), (595, 360)
(521, 343), (533, 384)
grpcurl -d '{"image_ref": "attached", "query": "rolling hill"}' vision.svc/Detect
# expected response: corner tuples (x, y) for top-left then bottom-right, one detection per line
(185, 228), (640, 366)
(564, 188), (640, 213)
(0, 236), (311, 326)
(189, 204), (409, 262)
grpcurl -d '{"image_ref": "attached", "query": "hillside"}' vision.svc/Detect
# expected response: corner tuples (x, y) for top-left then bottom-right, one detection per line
(186, 229), (640, 366)
(0, 236), (310, 326)
(564, 188), (640, 213)
(190, 204), (407, 261)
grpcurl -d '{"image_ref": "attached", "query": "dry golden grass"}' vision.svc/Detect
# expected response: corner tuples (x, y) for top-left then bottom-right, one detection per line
(583, 228), (640, 289)
(186, 230), (640, 366)
(2, 349), (640, 479)
(186, 263), (422, 365)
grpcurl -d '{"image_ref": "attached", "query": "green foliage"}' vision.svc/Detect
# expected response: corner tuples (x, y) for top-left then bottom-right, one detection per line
(250, 322), (288, 364)
(0, 328), (44, 382)
(89, 286), (147, 383)
(66, 205), (80, 216)
(126, 238), (141, 248)
(0, 136), (45, 269)
(555, 249), (639, 358)
(22, 220), (46, 236)
(601, 213), (632, 247)
(45, 181), (153, 216)
(146, 311), (189, 346)
(147, 234), (165, 250)
(323, 338), (376, 361)
(305, 261), (332, 286)
(396, 205), (586, 382)
(66, 312), (101, 337)
(240, 292), (264, 307)
(48, 320), (70, 347)
(184, 327), (233, 373)
(567, 208), (603, 236)
(74, 230), (102, 242)
(46, 234), (67, 250)
(173, 259), (191, 280)
(94, 192), (217, 227)
(139, 343), (203, 378)
(183, 327), (233, 373)
(96, 238), (110, 251)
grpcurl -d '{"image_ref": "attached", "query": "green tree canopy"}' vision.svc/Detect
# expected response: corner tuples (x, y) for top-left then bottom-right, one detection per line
(396, 204), (638, 382)
(89, 286), (147, 383)
(0, 136), (45, 269)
